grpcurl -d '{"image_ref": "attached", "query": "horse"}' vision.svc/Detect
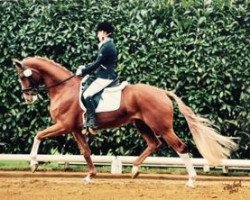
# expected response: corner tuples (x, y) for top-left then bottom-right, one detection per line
(13, 56), (237, 188)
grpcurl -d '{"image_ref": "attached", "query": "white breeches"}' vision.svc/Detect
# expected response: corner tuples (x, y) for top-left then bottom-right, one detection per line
(83, 78), (113, 99)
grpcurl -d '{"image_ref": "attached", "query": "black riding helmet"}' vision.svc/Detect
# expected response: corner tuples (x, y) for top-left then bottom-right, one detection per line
(96, 21), (114, 35)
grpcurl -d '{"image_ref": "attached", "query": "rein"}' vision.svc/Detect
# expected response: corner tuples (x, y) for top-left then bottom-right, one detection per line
(22, 74), (75, 93)
(40, 74), (75, 91)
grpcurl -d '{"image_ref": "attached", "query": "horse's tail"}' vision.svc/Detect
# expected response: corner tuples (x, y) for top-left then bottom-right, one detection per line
(166, 90), (238, 165)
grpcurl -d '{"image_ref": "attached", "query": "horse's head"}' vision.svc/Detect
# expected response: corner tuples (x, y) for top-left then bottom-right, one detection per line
(13, 58), (43, 104)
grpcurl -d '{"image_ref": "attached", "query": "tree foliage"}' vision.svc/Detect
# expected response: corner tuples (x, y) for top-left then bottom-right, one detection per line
(0, 0), (249, 159)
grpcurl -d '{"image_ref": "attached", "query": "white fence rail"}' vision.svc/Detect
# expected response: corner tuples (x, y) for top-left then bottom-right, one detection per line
(0, 154), (250, 174)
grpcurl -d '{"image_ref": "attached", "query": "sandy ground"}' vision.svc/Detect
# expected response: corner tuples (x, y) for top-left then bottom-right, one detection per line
(0, 171), (249, 200)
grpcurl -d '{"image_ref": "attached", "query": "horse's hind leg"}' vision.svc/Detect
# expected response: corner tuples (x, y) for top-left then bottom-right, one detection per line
(72, 131), (96, 184)
(161, 128), (197, 188)
(132, 120), (161, 178)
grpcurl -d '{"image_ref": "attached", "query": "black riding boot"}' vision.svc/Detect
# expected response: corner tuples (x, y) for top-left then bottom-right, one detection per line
(84, 97), (97, 128)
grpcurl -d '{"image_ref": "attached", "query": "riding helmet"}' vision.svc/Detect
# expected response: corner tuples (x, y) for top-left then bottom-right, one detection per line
(96, 21), (114, 34)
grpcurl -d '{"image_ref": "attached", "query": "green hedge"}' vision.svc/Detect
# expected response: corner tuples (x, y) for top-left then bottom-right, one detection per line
(0, 0), (249, 159)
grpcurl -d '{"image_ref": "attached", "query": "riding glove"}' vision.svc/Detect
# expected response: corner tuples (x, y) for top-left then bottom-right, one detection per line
(75, 65), (86, 76)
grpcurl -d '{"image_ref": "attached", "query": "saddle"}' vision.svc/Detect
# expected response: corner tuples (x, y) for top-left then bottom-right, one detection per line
(79, 78), (129, 113)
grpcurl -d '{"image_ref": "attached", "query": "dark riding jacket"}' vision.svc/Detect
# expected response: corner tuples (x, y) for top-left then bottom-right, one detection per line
(82, 39), (118, 79)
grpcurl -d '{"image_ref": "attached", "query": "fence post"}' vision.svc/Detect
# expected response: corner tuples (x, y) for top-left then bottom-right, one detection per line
(111, 157), (122, 174)
(222, 166), (229, 174)
(203, 164), (210, 172)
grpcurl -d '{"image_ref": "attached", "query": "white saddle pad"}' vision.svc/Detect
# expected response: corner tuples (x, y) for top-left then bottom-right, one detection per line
(79, 81), (129, 113)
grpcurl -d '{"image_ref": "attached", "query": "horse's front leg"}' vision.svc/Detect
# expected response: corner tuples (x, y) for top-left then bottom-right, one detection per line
(72, 131), (96, 184)
(30, 123), (67, 172)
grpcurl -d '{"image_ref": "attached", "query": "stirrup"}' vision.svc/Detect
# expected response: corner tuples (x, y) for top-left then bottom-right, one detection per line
(82, 127), (97, 135)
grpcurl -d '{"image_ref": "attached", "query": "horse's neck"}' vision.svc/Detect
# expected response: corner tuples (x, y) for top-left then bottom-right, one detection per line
(28, 58), (72, 87)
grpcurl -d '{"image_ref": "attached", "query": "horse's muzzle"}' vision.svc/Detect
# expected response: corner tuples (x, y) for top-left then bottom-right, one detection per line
(23, 93), (38, 104)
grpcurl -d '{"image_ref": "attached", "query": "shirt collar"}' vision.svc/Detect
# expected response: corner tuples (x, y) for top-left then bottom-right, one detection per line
(98, 38), (112, 49)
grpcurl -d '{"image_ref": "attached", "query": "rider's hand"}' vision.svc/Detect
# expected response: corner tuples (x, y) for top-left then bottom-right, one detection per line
(75, 65), (86, 76)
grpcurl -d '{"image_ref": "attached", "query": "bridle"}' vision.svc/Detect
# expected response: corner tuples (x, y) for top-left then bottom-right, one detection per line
(18, 62), (75, 95)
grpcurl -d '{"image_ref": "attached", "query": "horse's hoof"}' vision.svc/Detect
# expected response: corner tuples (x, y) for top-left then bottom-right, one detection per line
(131, 165), (140, 179)
(31, 163), (38, 173)
(82, 174), (92, 185)
(186, 178), (195, 188)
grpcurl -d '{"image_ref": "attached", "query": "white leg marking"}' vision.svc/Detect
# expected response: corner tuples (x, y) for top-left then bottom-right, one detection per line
(131, 165), (140, 179)
(30, 137), (41, 172)
(82, 174), (92, 185)
(178, 153), (197, 188)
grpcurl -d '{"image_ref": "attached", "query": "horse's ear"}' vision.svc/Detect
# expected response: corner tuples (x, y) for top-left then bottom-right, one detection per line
(12, 59), (23, 69)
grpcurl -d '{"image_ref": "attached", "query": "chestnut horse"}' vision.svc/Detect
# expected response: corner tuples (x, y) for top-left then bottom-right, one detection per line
(13, 57), (237, 188)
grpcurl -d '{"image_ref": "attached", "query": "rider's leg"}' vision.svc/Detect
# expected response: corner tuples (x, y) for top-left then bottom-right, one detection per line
(83, 78), (113, 128)
(84, 97), (97, 128)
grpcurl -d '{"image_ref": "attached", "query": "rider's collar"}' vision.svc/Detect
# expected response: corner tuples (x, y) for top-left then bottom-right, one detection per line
(98, 38), (111, 49)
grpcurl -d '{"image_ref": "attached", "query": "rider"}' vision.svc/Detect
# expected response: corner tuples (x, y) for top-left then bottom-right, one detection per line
(76, 21), (118, 128)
